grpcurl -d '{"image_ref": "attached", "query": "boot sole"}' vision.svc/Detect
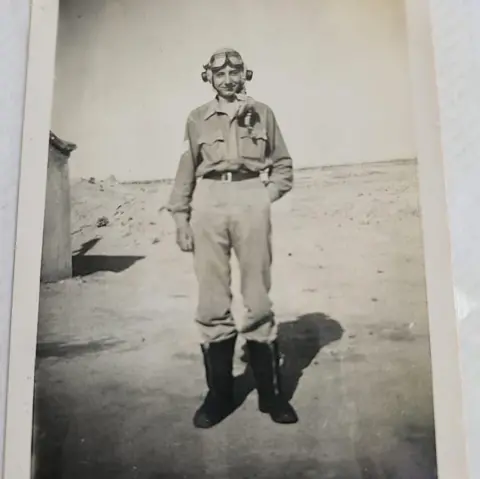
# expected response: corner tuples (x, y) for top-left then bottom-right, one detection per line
(258, 403), (299, 424)
(260, 410), (299, 424)
(193, 403), (236, 429)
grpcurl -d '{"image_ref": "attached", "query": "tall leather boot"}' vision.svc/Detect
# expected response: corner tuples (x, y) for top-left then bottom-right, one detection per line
(193, 335), (237, 429)
(246, 339), (298, 424)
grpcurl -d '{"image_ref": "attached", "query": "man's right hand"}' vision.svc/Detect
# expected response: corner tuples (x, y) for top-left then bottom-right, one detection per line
(175, 221), (194, 252)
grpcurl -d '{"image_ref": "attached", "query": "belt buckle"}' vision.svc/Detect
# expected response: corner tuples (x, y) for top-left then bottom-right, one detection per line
(221, 172), (233, 182)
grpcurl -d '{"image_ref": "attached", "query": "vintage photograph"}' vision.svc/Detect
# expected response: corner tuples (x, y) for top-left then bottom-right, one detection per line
(33, 1), (438, 478)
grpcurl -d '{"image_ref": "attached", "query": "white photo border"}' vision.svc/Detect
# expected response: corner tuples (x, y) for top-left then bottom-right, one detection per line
(2, 1), (60, 478)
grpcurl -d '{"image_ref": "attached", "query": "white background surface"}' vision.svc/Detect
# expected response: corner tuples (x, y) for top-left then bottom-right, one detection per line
(1, 1), (59, 478)
(0, 1), (30, 476)
(427, 1), (480, 477)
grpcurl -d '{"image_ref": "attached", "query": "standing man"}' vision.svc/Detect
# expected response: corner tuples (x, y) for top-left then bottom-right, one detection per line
(167, 48), (297, 428)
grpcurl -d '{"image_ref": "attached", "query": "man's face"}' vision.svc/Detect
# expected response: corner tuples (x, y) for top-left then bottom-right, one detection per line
(212, 65), (243, 99)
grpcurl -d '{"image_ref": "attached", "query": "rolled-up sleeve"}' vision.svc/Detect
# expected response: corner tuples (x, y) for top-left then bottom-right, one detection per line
(265, 107), (293, 202)
(166, 116), (199, 224)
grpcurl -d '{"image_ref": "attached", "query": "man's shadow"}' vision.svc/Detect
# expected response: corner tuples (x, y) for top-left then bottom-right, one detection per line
(233, 312), (344, 407)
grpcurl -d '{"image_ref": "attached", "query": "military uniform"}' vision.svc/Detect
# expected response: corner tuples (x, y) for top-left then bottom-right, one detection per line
(167, 49), (297, 427)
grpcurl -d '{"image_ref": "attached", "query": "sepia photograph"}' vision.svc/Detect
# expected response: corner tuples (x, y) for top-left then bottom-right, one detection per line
(32, 1), (438, 477)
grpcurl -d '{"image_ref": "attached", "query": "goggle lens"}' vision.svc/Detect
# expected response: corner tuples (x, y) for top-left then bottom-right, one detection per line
(209, 52), (244, 70)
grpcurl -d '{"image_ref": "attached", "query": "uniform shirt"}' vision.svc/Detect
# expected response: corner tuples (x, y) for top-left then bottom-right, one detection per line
(166, 96), (293, 222)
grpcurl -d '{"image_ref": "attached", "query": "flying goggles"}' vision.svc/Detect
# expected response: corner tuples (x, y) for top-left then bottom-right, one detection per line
(202, 50), (253, 82)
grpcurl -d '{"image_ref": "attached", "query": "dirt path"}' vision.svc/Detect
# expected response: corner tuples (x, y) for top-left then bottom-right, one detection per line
(33, 160), (437, 479)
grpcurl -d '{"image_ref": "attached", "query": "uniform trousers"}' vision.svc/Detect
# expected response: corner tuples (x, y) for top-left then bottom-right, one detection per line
(190, 176), (277, 344)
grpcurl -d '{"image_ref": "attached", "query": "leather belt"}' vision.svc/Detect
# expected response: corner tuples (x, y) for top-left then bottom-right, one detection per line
(202, 170), (260, 182)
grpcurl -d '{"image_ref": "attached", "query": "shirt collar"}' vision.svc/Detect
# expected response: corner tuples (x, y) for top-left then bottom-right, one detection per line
(203, 99), (219, 121)
(203, 95), (239, 121)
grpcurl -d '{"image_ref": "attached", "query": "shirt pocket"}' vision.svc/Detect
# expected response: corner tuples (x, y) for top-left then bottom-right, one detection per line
(239, 128), (268, 160)
(198, 129), (225, 162)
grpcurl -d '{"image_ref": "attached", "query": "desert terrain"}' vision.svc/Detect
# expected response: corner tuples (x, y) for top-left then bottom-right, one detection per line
(33, 159), (437, 478)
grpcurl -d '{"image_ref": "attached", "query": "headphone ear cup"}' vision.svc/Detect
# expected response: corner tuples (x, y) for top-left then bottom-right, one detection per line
(201, 71), (208, 82)
(246, 69), (253, 81)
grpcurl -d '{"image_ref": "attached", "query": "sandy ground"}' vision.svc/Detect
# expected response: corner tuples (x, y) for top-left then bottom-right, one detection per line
(33, 159), (437, 479)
